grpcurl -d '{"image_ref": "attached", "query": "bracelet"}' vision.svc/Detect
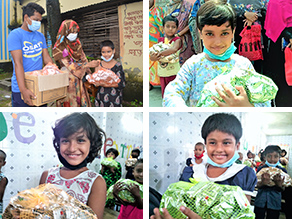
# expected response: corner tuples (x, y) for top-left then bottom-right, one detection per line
(177, 33), (180, 37)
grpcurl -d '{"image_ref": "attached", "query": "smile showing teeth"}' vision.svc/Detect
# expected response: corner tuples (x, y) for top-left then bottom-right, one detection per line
(67, 154), (80, 158)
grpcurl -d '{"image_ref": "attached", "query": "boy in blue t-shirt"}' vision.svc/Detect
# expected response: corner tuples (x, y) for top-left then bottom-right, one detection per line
(7, 2), (53, 107)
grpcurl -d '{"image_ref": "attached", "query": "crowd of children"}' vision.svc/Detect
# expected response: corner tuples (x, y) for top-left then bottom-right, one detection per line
(151, 113), (291, 219)
(150, 0), (292, 107)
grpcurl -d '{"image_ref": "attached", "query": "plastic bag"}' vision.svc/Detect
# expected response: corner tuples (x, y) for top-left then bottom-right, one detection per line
(101, 157), (119, 169)
(2, 184), (97, 219)
(29, 62), (62, 76)
(107, 179), (143, 202)
(86, 67), (120, 87)
(125, 158), (138, 167)
(149, 42), (179, 63)
(159, 179), (255, 219)
(284, 46), (292, 85)
(256, 167), (292, 187)
(239, 24), (263, 61)
(196, 66), (278, 107)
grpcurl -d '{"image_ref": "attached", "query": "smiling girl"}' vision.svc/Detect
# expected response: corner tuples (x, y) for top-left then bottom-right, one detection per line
(39, 113), (107, 219)
(163, 0), (273, 107)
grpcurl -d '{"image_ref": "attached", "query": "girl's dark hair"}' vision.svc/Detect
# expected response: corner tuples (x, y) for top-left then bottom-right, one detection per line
(163, 15), (179, 28)
(106, 148), (119, 158)
(196, 0), (236, 31)
(132, 148), (141, 156)
(134, 158), (143, 168)
(263, 145), (282, 157)
(22, 3), (45, 20)
(281, 149), (287, 157)
(0, 150), (6, 161)
(53, 113), (105, 163)
(201, 113), (242, 143)
(100, 40), (115, 50)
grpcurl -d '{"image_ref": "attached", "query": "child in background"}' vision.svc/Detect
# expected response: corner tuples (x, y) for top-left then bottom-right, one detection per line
(254, 145), (286, 219)
(163, 0), (273, 107)
(150, 15), (182, 97)
(0, 150), (8, 214)
(39, 113), (107, 219)
(114, 158), (143, 219)
(235, 151), (243, 164)
(125, 148), (141, 180)
(95, 40), (126, 107)
(186, 142), (206, 166)
(100, 148), (122, 208)
(151, 113), (257, 219)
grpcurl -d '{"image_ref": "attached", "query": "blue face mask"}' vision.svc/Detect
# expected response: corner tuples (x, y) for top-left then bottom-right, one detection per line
(101, 54), (114, 62)
(265, 160), (280, 167)
(27, 17), (41, 32)
(207, 151), (240, 168)
(203, 42), (236, 61)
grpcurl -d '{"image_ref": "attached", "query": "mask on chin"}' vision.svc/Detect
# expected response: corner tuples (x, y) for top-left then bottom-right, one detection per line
(207, 151), (240, 168)
(101, 54), (114, 62)
(203, 42), (236, 61)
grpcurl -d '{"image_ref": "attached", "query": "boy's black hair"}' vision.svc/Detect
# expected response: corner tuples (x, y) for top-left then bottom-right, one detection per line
(196, 0), (236, 31)
(132, 148), (141, 156)
(53, 113), (105, 163)
(100, 40), (115, 50)
(162, 15), (179, 28)
(106, 148), (119, 158)
(22, 3), (45, 20)
(263, 145), (282, 157)
(201, 113), (242, 143)
(134, 158), (143, 168)
(0, 150), (6, 161)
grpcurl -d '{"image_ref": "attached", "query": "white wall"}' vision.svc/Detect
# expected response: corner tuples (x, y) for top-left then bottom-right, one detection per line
(0, 111), (143, 210)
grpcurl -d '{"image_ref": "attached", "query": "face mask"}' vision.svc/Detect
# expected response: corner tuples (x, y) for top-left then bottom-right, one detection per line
(207, 151), (240, 168)
(265, 160), (280, 167)
(203, 42), (236, 61)
(67, 33), (78, 42)
(101, 54), (114, 62)
(195, 151), (204, 159)
(27, 17), (41, 32)
(57, 152), (87, 170)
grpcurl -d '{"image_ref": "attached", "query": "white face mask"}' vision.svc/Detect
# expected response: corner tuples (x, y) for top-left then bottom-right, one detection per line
(67, 33), (78, 42)
(101, 54), (114, 62)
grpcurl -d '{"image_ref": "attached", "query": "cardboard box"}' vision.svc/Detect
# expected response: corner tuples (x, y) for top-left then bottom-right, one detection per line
(22, 71), (69, 106)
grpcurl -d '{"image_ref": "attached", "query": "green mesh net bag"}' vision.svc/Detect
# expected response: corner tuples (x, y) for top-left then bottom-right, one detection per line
(159, 179), (255, 219)
(107, 179), (143, 203)
(101, 157), (119, 168)
(196, 66), (278, 107)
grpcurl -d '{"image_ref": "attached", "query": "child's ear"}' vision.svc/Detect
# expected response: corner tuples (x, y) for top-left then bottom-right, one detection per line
(236, 142), (240, 151)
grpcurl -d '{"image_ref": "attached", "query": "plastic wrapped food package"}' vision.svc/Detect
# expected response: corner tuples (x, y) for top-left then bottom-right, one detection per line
(256, 167), (292, 187)
(86, 67), (120, 87)
(125, 158), (138, 167)
(2, 184), (97, 219)
(29, 62), (63, 76)
(101, 157), (119, 169)
(159, 179), (255, 219)
(107, 179), (143, 203)
(196, 66), (278, 107)
(149, 42), (179, 63)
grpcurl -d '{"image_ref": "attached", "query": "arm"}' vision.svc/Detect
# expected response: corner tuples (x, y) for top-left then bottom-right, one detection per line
(158, 39), (182, 57)
(128, 183), (143, 209)
(273, 173), (285, 191)
(116, 63), (126, 90)
(257, 172), (271, 188)
(0, 177), (8, 201)
(10, 50), (36, 105)
(39, 170), (48, 185)
(87, 176), (107, 219)
(42, 48), (53, 65)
